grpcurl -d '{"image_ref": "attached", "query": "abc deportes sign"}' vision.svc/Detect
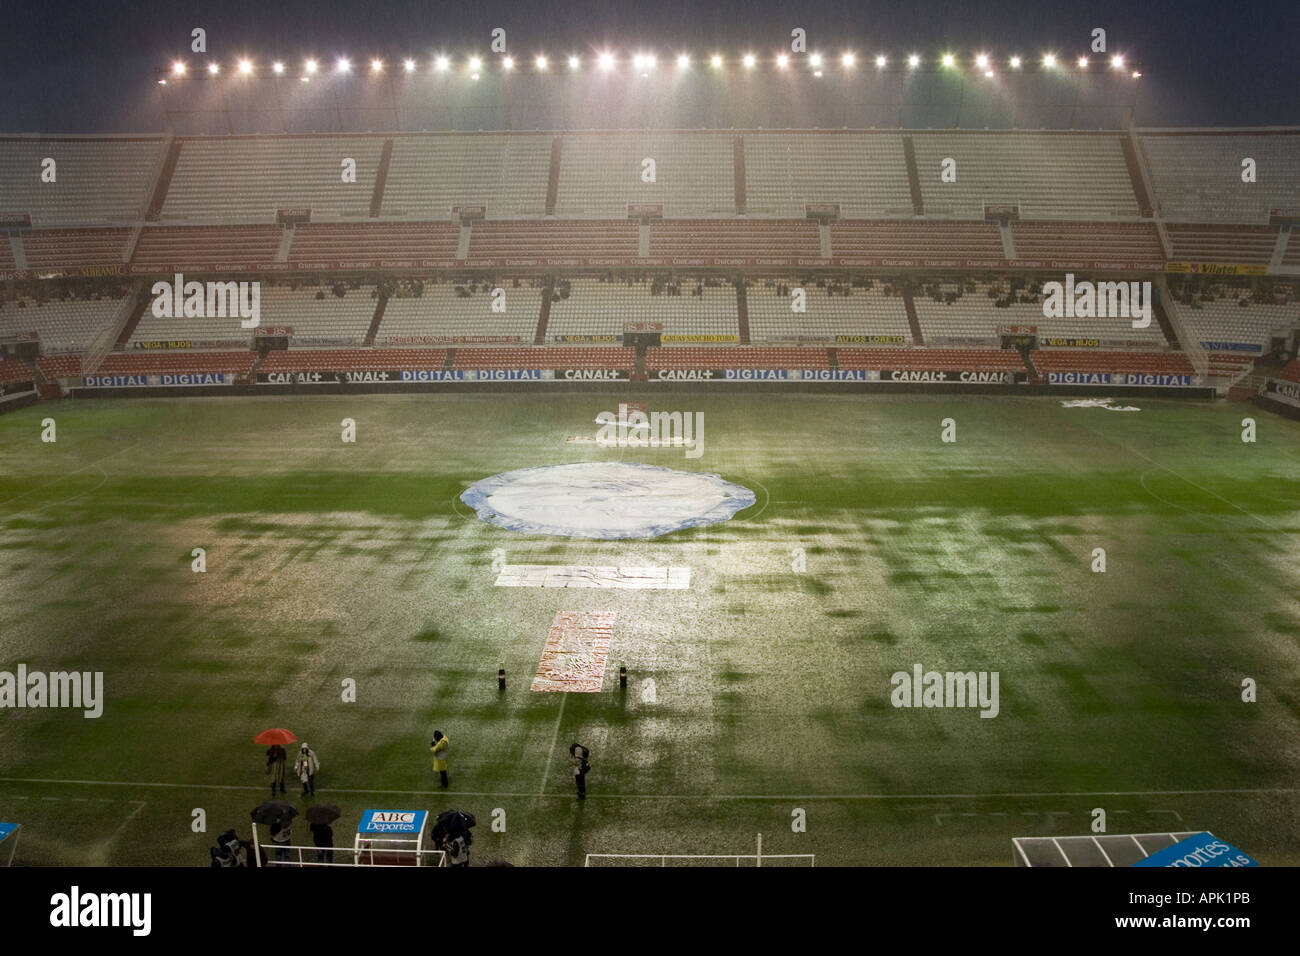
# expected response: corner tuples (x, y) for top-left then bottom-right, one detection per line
(358, 809), (428, 834)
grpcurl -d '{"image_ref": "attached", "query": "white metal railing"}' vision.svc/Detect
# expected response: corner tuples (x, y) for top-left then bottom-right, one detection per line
(258, 844), (448, 867)
(585, 833), (813, 867)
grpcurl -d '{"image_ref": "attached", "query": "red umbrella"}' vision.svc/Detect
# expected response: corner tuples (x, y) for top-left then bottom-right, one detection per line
(254, 728), (297, 746)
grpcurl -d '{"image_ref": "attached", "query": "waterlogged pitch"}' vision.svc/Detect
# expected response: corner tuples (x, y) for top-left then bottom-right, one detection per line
(1, 392), (1298, 866)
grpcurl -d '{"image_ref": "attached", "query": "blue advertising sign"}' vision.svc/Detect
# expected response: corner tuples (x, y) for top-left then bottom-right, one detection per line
(1132, 832), (1257, 867)
(357, 809), (428, 835)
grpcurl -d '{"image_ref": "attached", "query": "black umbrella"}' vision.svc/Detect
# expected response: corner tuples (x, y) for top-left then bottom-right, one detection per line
(250, 801), (298, 826)
(305, 804), (341, 825)
(432, 809), (476, 843)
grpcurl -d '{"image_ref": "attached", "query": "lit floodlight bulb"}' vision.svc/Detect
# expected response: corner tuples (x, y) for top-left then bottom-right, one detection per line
(776, 54), (789, 69)
(535, 55), (548, 71)
(809, 52), (823, 67)
(304, 59), (318, 75)
(1111, 54), (1124, 69)
(907, 54), (920, 68)
(568, 55), (580, 70)
(875, 55), (887, 68)
(469, 56), (483, 71)
(272, 61), (285, 75)
(435, 56), (450, 72)
(1077, 56), (1089, 68)
(598, 52), (615, 71)
(172, 61), (187, 76)
(975, 53), (989, 68)
(677, 53), (690, 69)
(941, 53), (955, 67)
(502, 56), (514, 71)
(1009, 55), (1022, 68)
(633, 54), (645, 69)
(984, 70), (994, 78)
(743, 53), (756, 69)
(208, 62), (220, 75)
(238, 59), (253, 75)
(1043, 53), (1057, 68)
(336, 57), (351, 74)
(404, 58), (416, 73)
(1131, 70), (1142, 78)
(841, 52), (855, 68)
(710, 54), (722, 69)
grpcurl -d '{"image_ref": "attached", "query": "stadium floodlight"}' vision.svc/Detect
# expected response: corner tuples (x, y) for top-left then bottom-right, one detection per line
(502, 56), (514, 71)
(1042, 53), (1057, 68)
(809, 52), (823, 67)
(336, 57), (351, 74)
(677, 53), (690, 69)
(984, 70), (994, 78)
(841, 52), (855, 68)
(272, 61), (285, 75)
(435, 55), (450, 72)
(568, 55), (581, 71)
(403, 58), (416, 73)
(1077, 56), (1089, 68)
(468, 55), (483, 72)
(535, 55), (548, 71)
(598, 51), (615, 71)
(633, 54), (646, 70)
(1111, 54), (1124, 69)
(875, 54), (887, 68)
(975, 53), (989, 68)
(907, 53), (920, 68)
(710, 53), (722, 69)
(1009, 55), (1022, 69)
(208, 61), (220, 75)
(304, 58), (318, 75)
(371, 59), (384, 73)
(1131, 70), (1142, 78)
(776, 53), (789, 69)
(941, 53), (955, 68)
(172, 61), (186, 76)
(645, 54), (656, 70)
(237, 59), (254, 75)
(743, 53), (756, 69)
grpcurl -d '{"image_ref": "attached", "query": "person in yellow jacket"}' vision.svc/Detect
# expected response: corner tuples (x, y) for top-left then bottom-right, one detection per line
(430, 730), (450, 788)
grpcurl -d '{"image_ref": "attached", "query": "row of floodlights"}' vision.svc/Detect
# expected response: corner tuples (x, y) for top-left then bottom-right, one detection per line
(163, 51), (1142, 82)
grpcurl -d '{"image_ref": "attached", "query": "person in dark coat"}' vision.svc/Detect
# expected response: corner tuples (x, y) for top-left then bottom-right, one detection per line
(569, 743), (591, 799)
(310, 822), (334, 864)
(265, 745), (287, 796)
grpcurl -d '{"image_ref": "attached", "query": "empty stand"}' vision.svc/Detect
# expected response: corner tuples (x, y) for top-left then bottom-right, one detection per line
(132, 225), (282, 270)
(96, 351), (255, 375)
(161, 136), (386, 222)
(467, 220), (639, 259)
(288, 221), (459, 264)
(747, 282), (912, 343)
(1010, 222), (1164, 264)
(744, 132), (912, 218)
(1140, 132), (1300, 223)
(0, 137), (164, 226)
(1032, 350), (1196, 375)
(830, 220), (1003, 260)
(555, 132), (735, 218)
(647, 346), (831, 368)
(1164, 224), (1279, 264)
(261, 349), (447, 371)
(0, 295), (129, 352)
(22, 229), (130, 269)
(545, 278), (739, 341)
(649, 220), (820, 259)
(382, 133), (552, 219)
(911, 132), (1139, 220)
(835, 348), (1024, 370)
(452, 347), (632, 369)
(376, 284), (541, 344)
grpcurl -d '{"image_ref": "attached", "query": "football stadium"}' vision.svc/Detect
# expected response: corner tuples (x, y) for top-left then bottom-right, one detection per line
(1, 3), (1298, 894)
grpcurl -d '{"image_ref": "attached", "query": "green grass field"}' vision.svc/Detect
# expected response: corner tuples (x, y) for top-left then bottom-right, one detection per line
(1, 391), (1298, 867)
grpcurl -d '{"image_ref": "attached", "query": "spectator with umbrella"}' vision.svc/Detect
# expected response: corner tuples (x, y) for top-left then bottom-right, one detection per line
(254, 729), (297, 797)
(306, 804), (340, 864)
(432, 809), (475, 867)
(250, 800), (299, 867)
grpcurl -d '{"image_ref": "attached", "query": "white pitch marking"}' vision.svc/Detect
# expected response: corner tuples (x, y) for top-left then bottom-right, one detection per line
(495, 564), (691, 589)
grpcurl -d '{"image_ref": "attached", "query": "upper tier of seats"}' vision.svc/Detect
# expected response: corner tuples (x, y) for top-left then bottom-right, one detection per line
(1139, 132), (1300, 224)
(743, 132), (912, 218)
(556, 132), (735, 218)
(911, 132), (1139, 220)
(382, 134), (551, 219)
(161, 136), (385, 222)
(0, 137), (163, 226)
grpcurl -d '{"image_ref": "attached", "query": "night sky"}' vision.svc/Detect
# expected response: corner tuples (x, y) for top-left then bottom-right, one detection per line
(1, 0), (1296, 132)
